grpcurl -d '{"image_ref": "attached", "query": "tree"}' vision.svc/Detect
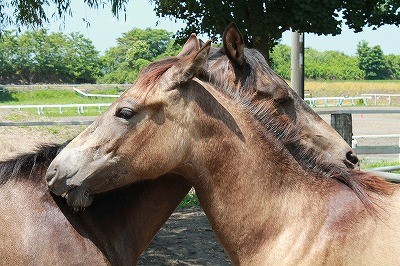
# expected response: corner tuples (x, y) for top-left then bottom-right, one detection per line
(386, 54), (400, 79)
(2, 0), (400, 62)
(0, 29), (102, 84)
(271, 44), (364, 80)
(305, 49), (364, 80)
(357, 40), (391, 80)
(269, 44), (291, 79)
(0, 30), (17, 82)
(151, 0), (400, 60)
(0, 0), (129, 33)
(99, 28), (180, 84)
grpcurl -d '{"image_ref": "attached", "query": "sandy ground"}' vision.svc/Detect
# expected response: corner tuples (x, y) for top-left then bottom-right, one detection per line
(138, 207), (230, 265)
(1, 107), (400, 265)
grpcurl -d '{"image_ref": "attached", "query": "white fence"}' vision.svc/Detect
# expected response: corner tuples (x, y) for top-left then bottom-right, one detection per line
(0, 103), (111, 115)
(361, 93), (400, 106)
(305, 93), (400, 107)
(72, 87), (120, 98)
(305, 96), (372, 107)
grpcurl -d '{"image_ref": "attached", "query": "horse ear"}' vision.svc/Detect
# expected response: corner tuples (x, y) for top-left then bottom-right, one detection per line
(178, 34), (200, 57)
(198, 38), (205, 47)
(178, 40), (211, 83)
(162, 41), (211, 91)
(223, 23), (245, 66)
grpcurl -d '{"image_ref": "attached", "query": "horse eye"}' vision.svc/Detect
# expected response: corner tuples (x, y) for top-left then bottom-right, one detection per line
(116, 107), (136, 120)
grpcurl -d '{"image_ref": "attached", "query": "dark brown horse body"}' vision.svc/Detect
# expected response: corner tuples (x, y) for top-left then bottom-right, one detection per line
(46, 25), (400, 265)
(0, 144), (190, 265)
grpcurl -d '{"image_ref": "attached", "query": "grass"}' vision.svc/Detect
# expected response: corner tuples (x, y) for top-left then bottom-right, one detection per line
(0, 89), (117, 117)
(304, 80), (400, 97)
(178, 192), (200, 208)
(0, 89), (118, 105)
(360, 160), (400, 174)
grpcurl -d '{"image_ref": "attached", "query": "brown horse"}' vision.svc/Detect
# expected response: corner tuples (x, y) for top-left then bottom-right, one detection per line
(47, 28), (400, 265)
(0, 143), (190, 265)
(2, 25), (357, 265)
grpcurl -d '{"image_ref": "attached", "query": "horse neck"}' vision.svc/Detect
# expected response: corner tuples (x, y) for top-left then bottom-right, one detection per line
(177, 86), (364, 264)
(5, 163), (190, 264)
(15, 166), (138, 264)
(55, 174), (191, 264)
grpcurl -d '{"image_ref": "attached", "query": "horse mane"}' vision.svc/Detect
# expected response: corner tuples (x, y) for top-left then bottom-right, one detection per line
(200, 47), (394, 212)
(0, 141), (68, 185)
(137, 57), (180, 88)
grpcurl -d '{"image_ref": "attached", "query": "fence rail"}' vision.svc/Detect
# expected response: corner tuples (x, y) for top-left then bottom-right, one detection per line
(0, 103), (111, 115)
(72, 87), (120, 98)
(361, 93), (400, 106)
(0, 120), (94, 126)
(352, 134), (400, 156)
(305, 96), (372, 107)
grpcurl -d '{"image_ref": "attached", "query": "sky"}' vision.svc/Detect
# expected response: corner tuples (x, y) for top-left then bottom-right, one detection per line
(6, 0), (400, 55)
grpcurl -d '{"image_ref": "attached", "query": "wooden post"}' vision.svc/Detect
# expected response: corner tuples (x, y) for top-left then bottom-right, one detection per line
(331, 113), (352, 146)
(291, 31), (305, 99)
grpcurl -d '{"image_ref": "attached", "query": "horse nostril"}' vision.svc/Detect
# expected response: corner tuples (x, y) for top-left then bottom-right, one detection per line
(346, 151), (359, 166)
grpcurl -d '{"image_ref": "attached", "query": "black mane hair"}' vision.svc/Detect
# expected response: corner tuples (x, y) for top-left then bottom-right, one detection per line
(0, 141), (69, 185)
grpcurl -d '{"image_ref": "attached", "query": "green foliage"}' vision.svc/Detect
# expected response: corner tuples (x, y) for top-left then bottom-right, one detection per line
(270, 44), (364, 80)
(0, 0), (129, 33)
(305, 48), (364, 80)
(178, 193), (200, 208)
(357, 40), (391, 80)
(269, 44), (291, 79)
(99, 28), (181, 84)
(386, 54), (400, 79)
(0, 30), (102, 84)
(150, 0), (400, 60)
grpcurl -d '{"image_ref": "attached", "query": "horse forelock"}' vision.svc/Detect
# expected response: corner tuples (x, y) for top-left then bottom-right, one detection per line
(136, 57), (180, 89)
(0, 142), (68, 185)
(201, 46), (394, 212)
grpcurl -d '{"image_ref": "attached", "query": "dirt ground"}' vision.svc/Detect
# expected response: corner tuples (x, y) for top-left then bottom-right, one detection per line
(138, 207), (230, 265)
(1, 108), (400, 265)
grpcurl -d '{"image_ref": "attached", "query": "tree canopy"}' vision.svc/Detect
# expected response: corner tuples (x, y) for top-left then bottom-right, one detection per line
(0, 29), (102, 84)
(99, 28), (181, 84)
(271, 42), (399, 80)
(2, 1), (399, 61)
(0, 0), (129, 32)
(356, 40), (393, 80)
(151, 0), (400, 59)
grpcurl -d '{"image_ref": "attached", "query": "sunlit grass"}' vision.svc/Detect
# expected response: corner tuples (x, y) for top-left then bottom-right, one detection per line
(305, 80), (400, 97)
(360, 160), (400, 174)
(178, 192), (200, 209)
(0, 89), (118, 105)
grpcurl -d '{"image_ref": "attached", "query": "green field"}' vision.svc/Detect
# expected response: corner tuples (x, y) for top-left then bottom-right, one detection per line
(0, 88), (119, 105)
(304, 80), (400, 97)
(0, 88), (120, 117)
